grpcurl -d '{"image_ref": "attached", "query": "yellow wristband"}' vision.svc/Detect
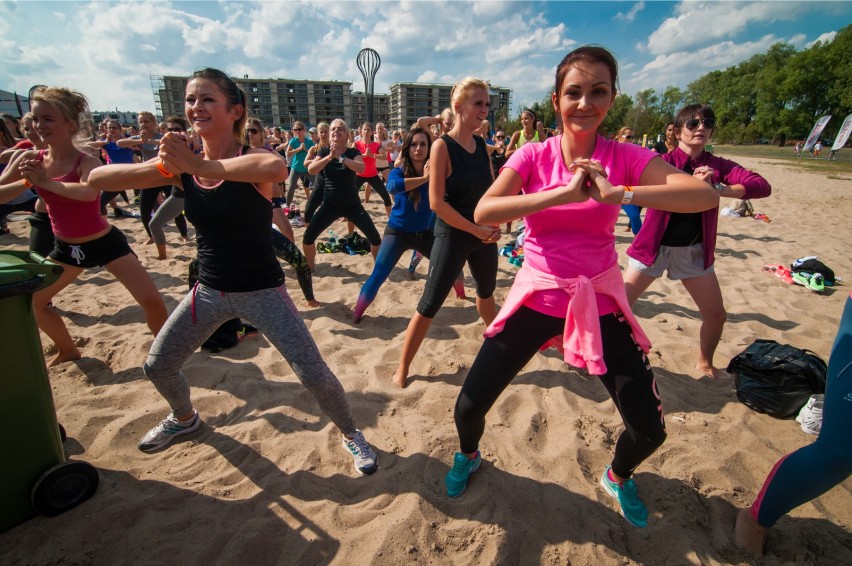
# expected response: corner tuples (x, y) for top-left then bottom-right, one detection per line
(621, 185), (634, 204)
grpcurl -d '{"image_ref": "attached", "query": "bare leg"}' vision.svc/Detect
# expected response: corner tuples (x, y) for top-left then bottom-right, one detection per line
(104, 254), (168, 336)
(476, 295), (497, 326)
(681, 271), (732, 379)
(272, 208), (294, 241)
(623, 266), (657, 306)
(155, 243), (167, 260)
(735, 508), (767, 556)
(303, 242), (316, 272)
(363, 182), (371, 203)
(33, 262), (84, 367)
(393, 312), (432, 388)
(371, 244), (379, 261)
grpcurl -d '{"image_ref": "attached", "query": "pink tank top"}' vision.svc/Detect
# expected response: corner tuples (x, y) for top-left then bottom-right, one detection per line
(35, 150), (109, 240)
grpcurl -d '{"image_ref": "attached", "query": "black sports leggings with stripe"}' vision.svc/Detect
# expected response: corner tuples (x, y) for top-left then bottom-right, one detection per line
(454, 305), (666, 479)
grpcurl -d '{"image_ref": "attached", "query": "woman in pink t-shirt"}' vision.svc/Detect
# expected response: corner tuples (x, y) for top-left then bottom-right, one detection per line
(443, 46), (720, 528)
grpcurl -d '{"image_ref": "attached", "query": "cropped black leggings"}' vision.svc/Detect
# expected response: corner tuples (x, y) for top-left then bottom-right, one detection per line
(454, 305), (666, 479)
(302, 201), (381, 246)
(417, 220), (497, 318)
(358, 175), (391, 207)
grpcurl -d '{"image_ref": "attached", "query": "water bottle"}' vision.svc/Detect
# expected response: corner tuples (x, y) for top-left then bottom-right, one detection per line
(328, 230), (337, 249)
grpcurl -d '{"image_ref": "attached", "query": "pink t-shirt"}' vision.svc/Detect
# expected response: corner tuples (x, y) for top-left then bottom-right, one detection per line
(502, 134), (656, 316)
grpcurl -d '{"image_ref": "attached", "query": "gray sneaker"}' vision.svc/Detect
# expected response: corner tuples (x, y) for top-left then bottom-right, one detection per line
(341, 430), (378, 475)
(138, 411), (201, 452)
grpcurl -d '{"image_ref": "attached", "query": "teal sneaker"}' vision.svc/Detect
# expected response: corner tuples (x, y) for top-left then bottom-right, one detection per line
(599, 466), (648, 528)
(445, 451), (481, 498)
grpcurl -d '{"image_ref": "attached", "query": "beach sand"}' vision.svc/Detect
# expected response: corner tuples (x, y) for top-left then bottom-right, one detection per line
(1, 154), (849, 565)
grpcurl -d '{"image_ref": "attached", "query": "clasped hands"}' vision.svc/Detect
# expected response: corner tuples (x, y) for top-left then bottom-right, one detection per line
(563, 158), (625, 205)
(158, 132), (205, 176)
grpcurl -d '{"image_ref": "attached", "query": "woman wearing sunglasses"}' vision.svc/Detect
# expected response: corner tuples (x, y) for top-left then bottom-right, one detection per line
(247, 116), (317, 306)
(285, 121), (314, 208)
(624, 104), (771, 380)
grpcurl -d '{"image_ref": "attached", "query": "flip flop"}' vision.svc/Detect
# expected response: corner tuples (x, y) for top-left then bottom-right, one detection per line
(775, 265), (794, 285)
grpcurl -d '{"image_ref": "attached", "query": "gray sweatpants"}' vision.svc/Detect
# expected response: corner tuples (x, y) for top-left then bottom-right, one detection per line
(149, 194), (185, 245)
(143, 283), (356, 434)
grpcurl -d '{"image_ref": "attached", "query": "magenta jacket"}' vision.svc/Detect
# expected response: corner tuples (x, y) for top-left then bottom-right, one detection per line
(627, 147), (772, 269)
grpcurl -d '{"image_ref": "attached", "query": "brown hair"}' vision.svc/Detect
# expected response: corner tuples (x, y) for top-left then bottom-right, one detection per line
(400, 127), (432, 210)
(555, 45), (619, 95)
(189, 67), (247, 144)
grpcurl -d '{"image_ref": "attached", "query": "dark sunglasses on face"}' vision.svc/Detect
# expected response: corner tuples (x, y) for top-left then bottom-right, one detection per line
(246, 128), (260, 135)
(167, 127), (184, 132)
(622, 134), (633, 140)
(293, 127), (304, 131)
(495, 135), (505, 139)
(684, 118), (715, 130)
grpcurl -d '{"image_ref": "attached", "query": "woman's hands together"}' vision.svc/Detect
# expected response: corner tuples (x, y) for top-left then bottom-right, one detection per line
(159, 132), (204, 176)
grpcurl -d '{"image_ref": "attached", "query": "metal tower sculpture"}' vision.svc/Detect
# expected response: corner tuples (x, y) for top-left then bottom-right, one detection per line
(356, 48), (381, 124)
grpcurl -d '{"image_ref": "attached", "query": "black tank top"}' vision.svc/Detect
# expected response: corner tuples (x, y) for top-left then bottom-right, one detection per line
(180, 155), (283, 292)
(319, 146), (362, 208)
(660, 163), (703, 247)
(441, 134), (492, 221)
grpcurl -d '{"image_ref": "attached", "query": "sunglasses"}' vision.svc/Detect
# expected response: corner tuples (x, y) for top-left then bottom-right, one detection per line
(167, 127), (184, 132)
(293, 127), (304, 131)
(622, 134), (633, 140)
(246, 128), (260, 135)
(495, 135), (505, 139)
(684, 118), (715, 130)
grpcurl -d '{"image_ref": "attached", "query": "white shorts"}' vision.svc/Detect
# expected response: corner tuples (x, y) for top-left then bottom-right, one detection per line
(628, 244), (714, 280)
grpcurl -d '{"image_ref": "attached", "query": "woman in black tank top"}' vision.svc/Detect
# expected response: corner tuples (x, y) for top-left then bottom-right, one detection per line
(89, 68), (379, 474)
(392, 77), (501, 388)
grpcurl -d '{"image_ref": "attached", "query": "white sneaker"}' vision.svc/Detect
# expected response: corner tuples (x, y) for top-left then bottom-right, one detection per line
(796, 394), (824, 435)
(138, 410), (201, 452)
(341, 430), (378, 475)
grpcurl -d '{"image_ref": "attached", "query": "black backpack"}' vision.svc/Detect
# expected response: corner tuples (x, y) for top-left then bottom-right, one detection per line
(727, 340), (827, 419)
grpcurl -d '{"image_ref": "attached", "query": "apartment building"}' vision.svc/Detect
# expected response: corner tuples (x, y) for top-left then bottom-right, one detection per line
(151, 75), (353, 129)
(388, 82), (512, 131)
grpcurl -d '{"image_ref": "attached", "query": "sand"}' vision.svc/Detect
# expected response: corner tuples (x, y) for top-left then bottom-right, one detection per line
(0, 154), (849, 565)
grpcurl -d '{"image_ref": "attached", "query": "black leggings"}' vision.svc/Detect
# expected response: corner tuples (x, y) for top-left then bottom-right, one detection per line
(304, 173), (324, 223)
(271, 229), (314, 302)
(454, 305), (666, 479)
(417, 220), (497, 318)
(140, 185), (187, 238)
(359, 175), (391, 207)
(302, 201), (381, 246)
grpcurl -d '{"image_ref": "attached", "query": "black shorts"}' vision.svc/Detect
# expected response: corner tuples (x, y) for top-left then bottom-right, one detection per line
(50, 226), (135, 268)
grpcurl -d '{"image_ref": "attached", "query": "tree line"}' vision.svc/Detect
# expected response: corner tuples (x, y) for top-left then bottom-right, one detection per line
(502, 25), (851, 145)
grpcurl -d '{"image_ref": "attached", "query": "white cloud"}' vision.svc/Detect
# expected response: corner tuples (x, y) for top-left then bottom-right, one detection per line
(806, 31), (837, 48)
(646, 1), (807, 55)
(614, 1), (645, 23)
(625, 34), (783, 94)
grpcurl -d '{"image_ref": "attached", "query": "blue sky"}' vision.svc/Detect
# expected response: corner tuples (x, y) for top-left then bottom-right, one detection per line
(1, 1), (849, 118)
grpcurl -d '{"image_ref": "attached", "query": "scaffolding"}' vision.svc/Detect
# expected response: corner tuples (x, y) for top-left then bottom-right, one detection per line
(149, 74), (164, 120)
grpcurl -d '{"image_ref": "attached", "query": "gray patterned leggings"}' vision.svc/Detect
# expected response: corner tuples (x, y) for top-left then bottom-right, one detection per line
(143, 283), (356, 434)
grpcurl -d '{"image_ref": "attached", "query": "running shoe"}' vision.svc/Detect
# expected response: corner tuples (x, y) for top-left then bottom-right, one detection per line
(138, 410), (201, 452)
(796, 394), (824, 435)
(342, 430), (378, 475)
(599, 466), (648, 528)
(445, 451), (481, 498)
(237, 324), (258, 341)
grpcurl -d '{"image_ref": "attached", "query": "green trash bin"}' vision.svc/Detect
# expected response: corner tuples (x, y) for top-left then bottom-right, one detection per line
(0, 251), (99, 532)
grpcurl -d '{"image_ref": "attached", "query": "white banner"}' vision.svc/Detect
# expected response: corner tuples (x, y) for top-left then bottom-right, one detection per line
(803, 115), (831, 151)
(831, 114), (852, 151)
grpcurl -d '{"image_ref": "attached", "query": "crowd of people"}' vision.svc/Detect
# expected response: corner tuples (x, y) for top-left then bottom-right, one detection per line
(1, 45), (847, 557)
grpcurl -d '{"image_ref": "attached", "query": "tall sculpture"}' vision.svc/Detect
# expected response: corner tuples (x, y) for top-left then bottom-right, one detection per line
(356, 48), (381, 124)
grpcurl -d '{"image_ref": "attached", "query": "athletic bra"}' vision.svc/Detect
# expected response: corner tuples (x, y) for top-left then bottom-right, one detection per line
(516, 130), (540, 149)
(34, 150), (109, 240)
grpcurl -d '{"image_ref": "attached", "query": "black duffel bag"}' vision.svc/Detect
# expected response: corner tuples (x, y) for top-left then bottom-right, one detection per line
(727, 339), (827, 419)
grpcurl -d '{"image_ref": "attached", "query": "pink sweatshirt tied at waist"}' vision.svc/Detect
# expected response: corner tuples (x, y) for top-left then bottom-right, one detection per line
(484, 263), (651, 375)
